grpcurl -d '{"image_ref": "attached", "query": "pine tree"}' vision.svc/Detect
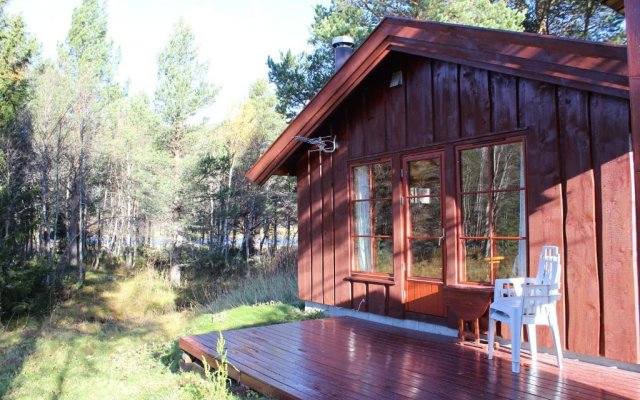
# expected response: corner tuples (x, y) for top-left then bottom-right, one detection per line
(154, 17), (218, 160)
(0, 0), (37, 321)
(59, 0), (119, 281)
(268, 0), (525, 120)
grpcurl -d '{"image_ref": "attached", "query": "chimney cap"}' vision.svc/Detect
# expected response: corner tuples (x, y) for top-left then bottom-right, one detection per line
(332, 35), (355, 48)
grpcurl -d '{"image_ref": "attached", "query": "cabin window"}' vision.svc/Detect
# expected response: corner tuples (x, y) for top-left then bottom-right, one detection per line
(459, 141), (526, 284)
(350, 161), (393, 274)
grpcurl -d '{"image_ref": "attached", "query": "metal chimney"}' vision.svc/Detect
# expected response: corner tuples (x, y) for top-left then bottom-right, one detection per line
(332, 36), (355, 72)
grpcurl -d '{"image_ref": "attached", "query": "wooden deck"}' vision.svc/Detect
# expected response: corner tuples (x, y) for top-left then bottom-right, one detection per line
(179, 317), (640, 399)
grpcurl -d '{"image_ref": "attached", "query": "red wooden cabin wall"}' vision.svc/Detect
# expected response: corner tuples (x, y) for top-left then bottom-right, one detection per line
(297, 52), (639, 363)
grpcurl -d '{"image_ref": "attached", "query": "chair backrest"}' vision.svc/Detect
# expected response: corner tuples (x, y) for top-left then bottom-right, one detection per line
(535, 246), (561, 286)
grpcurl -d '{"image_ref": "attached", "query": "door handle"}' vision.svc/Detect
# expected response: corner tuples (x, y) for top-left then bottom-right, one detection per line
(438, 229), (445, 246)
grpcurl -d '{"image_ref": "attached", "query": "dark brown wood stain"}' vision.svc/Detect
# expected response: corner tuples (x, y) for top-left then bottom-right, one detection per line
(180, 317), (640, 400)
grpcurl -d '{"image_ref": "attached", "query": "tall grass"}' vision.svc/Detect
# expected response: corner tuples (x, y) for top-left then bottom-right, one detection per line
(205, 270), (298, 313)
(112, 267), (177, 320)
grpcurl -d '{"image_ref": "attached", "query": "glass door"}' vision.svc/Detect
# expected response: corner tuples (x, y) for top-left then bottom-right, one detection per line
(402, 152), (447, 316)
(403, 153), (445, 282)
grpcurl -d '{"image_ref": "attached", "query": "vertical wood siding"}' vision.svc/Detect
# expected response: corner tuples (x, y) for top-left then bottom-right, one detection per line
(590, 94), (637, 362)
(519, 79), (566, 349)
(557, 87), (600, 357)
(297, 155), (311, 301)
(296, 53), (638, 363)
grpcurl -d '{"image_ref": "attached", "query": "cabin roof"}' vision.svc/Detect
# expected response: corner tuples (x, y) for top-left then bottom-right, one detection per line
(601, 0), (625, 14)
(246, 17), (629, 185)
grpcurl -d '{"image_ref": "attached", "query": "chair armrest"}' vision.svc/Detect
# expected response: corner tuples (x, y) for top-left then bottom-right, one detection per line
(493, 277), (526, 300)
(523, 283), (561, 298)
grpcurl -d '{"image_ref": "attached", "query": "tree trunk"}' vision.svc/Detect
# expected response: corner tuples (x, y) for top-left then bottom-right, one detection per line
(272, 214), (278, 255)
(68, 169), (79, 269)
(222, 154), (236, 260)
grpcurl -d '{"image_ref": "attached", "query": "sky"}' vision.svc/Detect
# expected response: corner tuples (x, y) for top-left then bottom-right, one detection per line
(7, 0), (327, 122)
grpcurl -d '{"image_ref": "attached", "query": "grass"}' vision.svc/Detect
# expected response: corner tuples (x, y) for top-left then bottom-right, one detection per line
(0, 266), (320, 400)
(205, 270), (299, 313)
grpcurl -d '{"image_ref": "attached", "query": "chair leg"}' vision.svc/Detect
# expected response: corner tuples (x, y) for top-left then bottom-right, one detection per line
(549, 312), (563, 369)
(488, 317), (495, 359)
(511, 317), (522, 373)
(526, 324), (537, 362)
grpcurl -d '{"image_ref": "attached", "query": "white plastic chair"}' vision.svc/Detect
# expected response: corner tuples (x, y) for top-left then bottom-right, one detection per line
(487, 245), (563, 373)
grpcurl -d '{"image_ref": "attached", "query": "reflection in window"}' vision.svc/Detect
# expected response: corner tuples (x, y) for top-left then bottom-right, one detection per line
(460, 142), (526, 283)
(351, 162), (393, 274)
(407, 157), (443, 280)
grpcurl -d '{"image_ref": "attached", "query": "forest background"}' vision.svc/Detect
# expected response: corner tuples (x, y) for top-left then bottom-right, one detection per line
(0, 0), (625, 331)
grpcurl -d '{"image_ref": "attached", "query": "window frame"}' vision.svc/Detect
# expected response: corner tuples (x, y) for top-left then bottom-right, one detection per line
(348, 158), (394, 277)
(456, 138), (528, 285)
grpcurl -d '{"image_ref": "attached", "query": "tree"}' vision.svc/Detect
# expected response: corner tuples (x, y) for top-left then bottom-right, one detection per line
(59, 0), (119, 281)
(0, 0), (36, 128)
(0, 0), (37, 321)
(181, 80), (291, 263)
(507, 0), (625, 42)
(154, 17), (219, 160)
(268, 0), (524, 120)
(153, 18), (218, 283)
(29, 62), (73, 277)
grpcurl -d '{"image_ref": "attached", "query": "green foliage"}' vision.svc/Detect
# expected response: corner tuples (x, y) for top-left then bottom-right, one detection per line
(0, 3), (39, 323)
(0, 1), (36, 128)
(267, 0), (373, 120)
(508, 0), (625, 42)
(185, 333), (233, 400)
(63, 0), (116, 85)
(1, 257), (50, 316)
(154, 18), (219, 157)
(268, 0), (525, 119)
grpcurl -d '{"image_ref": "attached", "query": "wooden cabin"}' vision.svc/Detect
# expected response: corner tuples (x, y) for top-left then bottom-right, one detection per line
(247, 16), (640, 365)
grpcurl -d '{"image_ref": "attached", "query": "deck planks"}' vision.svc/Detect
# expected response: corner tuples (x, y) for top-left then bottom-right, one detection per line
(180, 317), (640, 400)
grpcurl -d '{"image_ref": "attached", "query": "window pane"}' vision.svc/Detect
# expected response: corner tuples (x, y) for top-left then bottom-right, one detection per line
(410, 198), (441, 237)
(493, 143), (522, 190)
(465, 239), (491, 283)
(408, 159), (440, 195)
(495, 240), (526, 278)
(352, 201), (371, 236)
(462, 193), (489, 237)
(461, 147), (490, 192)
(493, 191), (524, 237)
(409, 239), (442, 279)
(374, 200), (392, 236)
(354, 237), (372, 272)
(373, 162), (392, 199)
(353, 166), (371, 200)
(374, 238), (393, 274)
